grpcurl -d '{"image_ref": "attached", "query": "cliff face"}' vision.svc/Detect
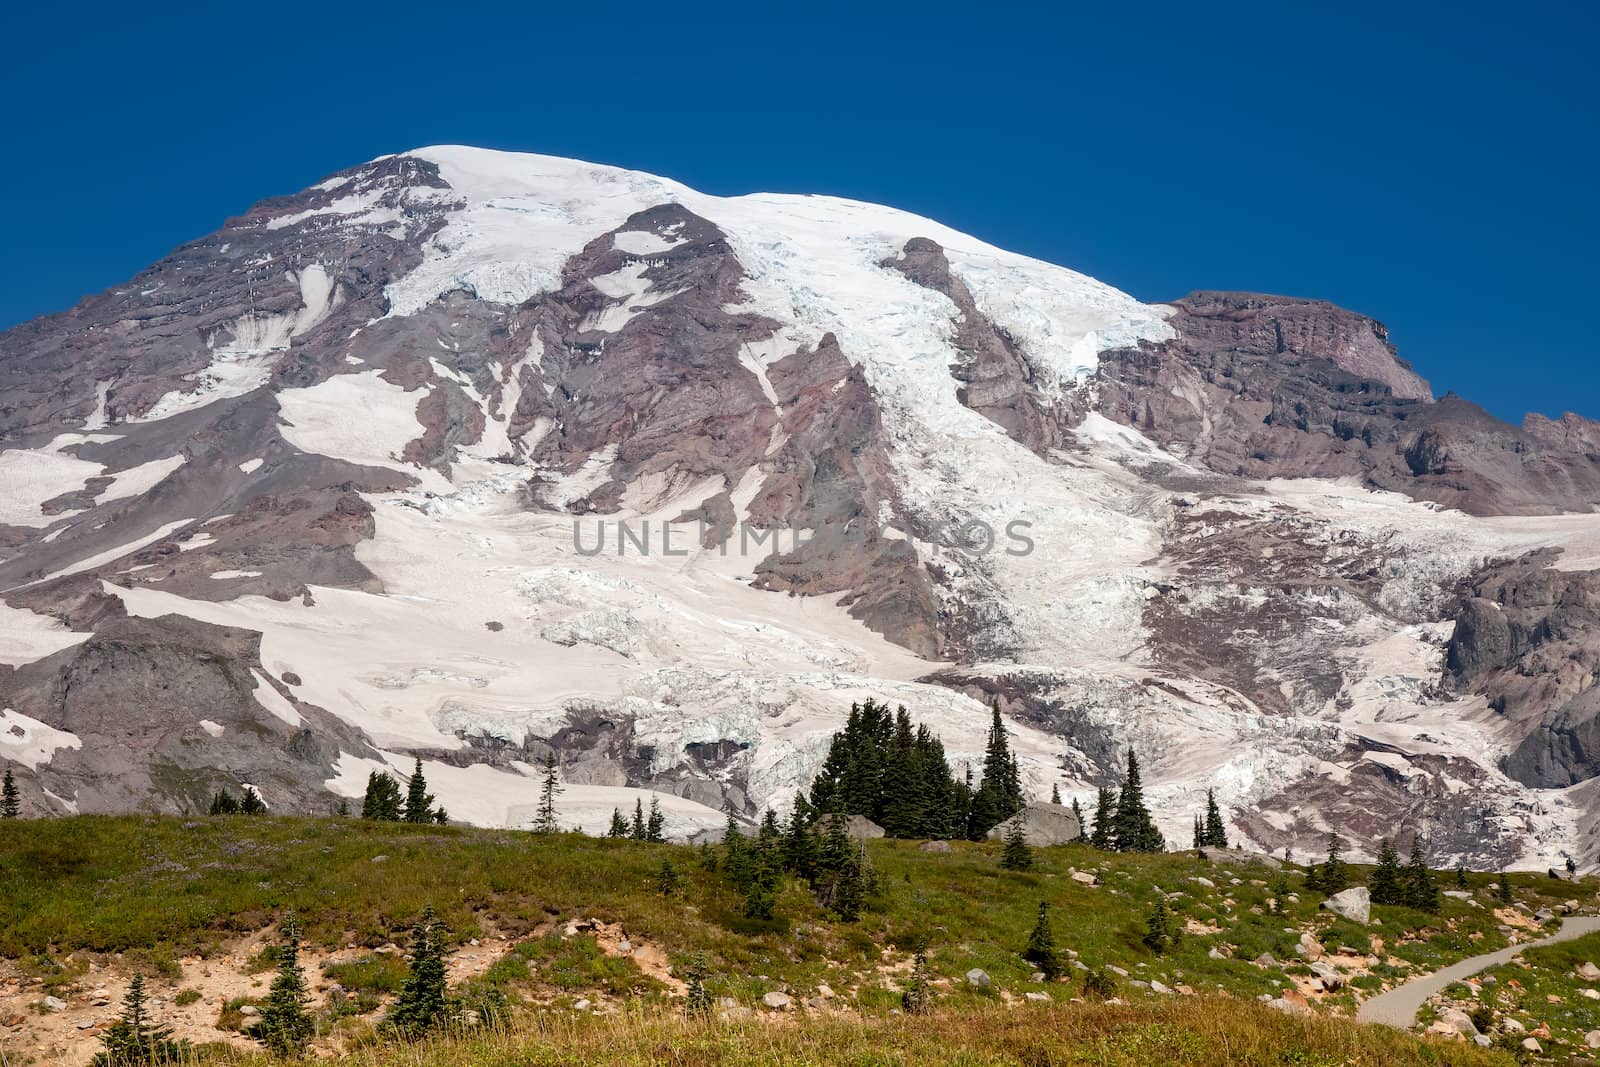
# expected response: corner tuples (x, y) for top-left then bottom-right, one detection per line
(3, 146), (1599, 868)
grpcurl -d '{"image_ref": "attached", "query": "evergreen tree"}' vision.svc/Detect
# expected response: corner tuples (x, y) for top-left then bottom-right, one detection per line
(432, 808), (449, 825)
(813, 811), (865, 921)
(93, 975), (187, 1067)
(387, 906), (448, 1037)
(1193, 815), (1204, 850)
(1498, 871), (1514, 903)
(1202, 789), (1228, 848)
(1070, 797), (1086, 841)
(240, 786), (267, 815)
(607, 808), (629, 838)
(208, 789), (239, 816)
(902, 943), (932, 1014)
(1000, 816), (1033, 871)
(1089, 787), (1115, 849)
(249, 915), (313, 1057)
(1111, 749), (1163, 853)
(2, 765), (20, 819)
(1142, 896), (1173, 954)
(1050, 782), (1062, 805)
(654, 857), (680, 897)
(645, 795), (665, 843)
(721, 815), (749, 888)
(403, 758), (436, 824)
(1369, 839), (1404, 905)
(682, 952), (713, 1019)
(968, 701), (1023, 837)
(1315, 833), (1348, 894)
(1455, 864), (1469, 888)
(1023, 901), (1061, 979)
(783, 797), (819, 882)
(335, 798), (350, 817)
(631, 799), (648, 841)
(1402, 837), (1438, 912)
(361, 772), (402, 820)
(532, 753), (561, 834)
(1082, 967), (1117, 1001)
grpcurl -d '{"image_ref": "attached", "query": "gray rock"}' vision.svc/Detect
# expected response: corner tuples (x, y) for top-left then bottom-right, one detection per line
(43, 996), (66, 1012)
(1149, 980), (1173, 995)
(760, 991), (792, 1010)
(918, 840), (951, 853)
(1023, 991), (1050, 1002)
(1320, 886), (1371, 925)
(1577, 961), (1600, 981)
(818, 814), (884, 841)
(1585, 1028), (1600, 1048)
(965, 968), (991, 989)
(983, 802), (1081, 846)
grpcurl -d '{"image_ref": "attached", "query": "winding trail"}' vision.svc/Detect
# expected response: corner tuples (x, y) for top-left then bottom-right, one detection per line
(1357, 915), (1600, 1028)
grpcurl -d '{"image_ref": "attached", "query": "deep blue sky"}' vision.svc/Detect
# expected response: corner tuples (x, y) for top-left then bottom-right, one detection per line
(4, 1), (1595, 422)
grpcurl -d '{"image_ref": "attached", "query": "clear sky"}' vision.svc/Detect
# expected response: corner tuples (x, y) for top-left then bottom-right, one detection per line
(3, 0), (1595, 422)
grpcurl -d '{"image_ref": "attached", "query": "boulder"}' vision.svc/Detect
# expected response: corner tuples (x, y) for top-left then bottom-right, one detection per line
(1577, 961), (1600, 981)
(1321, 886), (1371, 925)
(1024, 991), (1050, 1002)
(1522, 1038), (1543, 1054)
(1585, 1029), (1600, 1048)
(760, 991), (792, 1011)
(1309, 961), (1344, 990)
(918, 840), (951, 853)
(818, 814), (885, 841)
(983, 802), (1081, 846)
(1149, 980), (1173, 995)
(1443, 890), (1473, 900)
(43, 996), (66, 1012)
(966, 968), (991, 989)
(1435, 1008), (1477, 1036)
(1071, 871), (1099, 886)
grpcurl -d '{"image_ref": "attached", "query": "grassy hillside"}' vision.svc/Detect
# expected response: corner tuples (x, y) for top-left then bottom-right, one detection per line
(1, 815), (1586, 1065)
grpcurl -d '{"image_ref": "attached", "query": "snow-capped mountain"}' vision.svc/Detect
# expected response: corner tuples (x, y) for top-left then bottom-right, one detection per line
(3, 146), (1599, 867)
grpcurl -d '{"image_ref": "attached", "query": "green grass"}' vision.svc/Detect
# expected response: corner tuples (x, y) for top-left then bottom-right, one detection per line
(322, 953), (411, 994)
(1460, 930), (1600, 1054)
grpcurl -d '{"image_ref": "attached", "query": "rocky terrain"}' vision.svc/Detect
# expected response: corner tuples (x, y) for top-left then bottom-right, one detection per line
(3, 146), (1600, 869)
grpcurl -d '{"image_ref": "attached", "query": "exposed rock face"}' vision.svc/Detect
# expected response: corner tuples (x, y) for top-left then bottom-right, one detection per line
(1321, 886), (1371, 925)
(2, 146), (1600, 867)
(983, 801), (1081, 846)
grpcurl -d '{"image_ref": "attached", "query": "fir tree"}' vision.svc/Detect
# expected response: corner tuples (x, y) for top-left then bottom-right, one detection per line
(607, 808), (629, 838)
(403, 758), (435, 824)
(2, 765), (20, 819)
(1142, 896), (1173, 954)
(532, 753), (561, 834)
(240, 786), (267, 815)
(432, 808), (448, 825)
(208, 789), (239, 816)
(631, 799), (648, 841)
(93, 975), (187, 1067)
(1193, 815), (1204, 850)
(1023, 901), (1061, 979)
(249, 914), (313, 1057)
(722, 815), (749, 888)
(1111, 749), (1163, 853)
(654, 857), (680, 897)
(1402, 837), (1438, 912)
(968, 701), (1023, 837)
(645, 795), (665, 843)
(682, 952), (713, 1019)
(814, 810), (865, 921)
(1000, 816), (1033, 871)
(1082, 967), (1117, 1001)
(783, 797), (818, 882)
(1369, 839), (1404, 905)
(1498, 871), (1514, 903)
(1090, 787), (1115, 849)
(1203, 789), (1228, 848)
(1070, 797), (1086, 841)
(361, 772), (402, 820)
(1455, 864), (1469, 889)
(1314, 833), (1348, 894)
(902, 943), (932, 1014)
(387, 906), (448, 1037)
(1050, 782), (1062, 805)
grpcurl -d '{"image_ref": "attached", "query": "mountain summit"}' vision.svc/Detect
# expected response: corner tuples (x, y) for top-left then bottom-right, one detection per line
(3, 147), (1599, 867)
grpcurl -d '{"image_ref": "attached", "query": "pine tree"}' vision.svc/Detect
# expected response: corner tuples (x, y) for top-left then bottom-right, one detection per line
(361, 772), (402, 820)
(208, 789), (239, 816)
(1023, 901), (1061, 978)
(1000, 816), (1033, 871)
(1050, 782), (1062, 805)
(1315, 833), (1348, 893)
(645, 795), (665, 843)
(1070, 797), (1086, 841)
(1090, 787), (1115, 849)
(249, 915), (313, 1057)
(1369, 839), (1404, 905)
(1203, 789), (1228, 848)
(783, 797), (818, 882)
(1402, 837), (1438, 912)
(240, 786), (266, 815)
(902, 943), (932, 1014)
(2, 765), (20, 818)
(1111, 749), (1163, 853)
(631, 799), (648, 841)
(654, 857), (680, 897)
(1193, 815), (1204, 850)
(93, 975), (186, 1067)
(403, 758), (435, 824)
(532, 753), (561, 834)
(722, 815), (749, 888)
(968, 701), (1024, 837)
(432, 808), (449, 825)
(387, 906), (448, 1037)
(1142, 896), (1172, 954)
(1498, 871), (1514, 903)
(813, 810), (865, 921)
(682, 952), (713, 1019)
(607, 808), (629, 838)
